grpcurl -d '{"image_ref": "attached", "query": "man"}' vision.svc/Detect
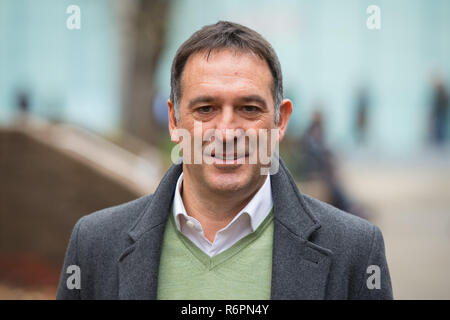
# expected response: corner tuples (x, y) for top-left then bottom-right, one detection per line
(57, 21), (393, 299)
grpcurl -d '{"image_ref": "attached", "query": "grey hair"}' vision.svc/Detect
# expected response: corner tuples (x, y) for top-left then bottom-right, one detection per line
(170, 21), (283, 124)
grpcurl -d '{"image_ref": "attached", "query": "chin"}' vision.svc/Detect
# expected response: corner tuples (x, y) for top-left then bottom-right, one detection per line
(203, 164), (260, 194)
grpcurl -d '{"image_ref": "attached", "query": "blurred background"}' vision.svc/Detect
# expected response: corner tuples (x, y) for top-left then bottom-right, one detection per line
(1, 0), (449, 299)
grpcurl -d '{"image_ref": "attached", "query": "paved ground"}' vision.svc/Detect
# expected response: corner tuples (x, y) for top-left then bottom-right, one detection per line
(338, 148), (450, 299)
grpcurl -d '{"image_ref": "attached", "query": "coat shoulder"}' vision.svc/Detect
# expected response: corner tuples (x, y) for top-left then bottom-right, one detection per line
(76, 194), (154, 250)
(300, 193), (393, 299)
(301, 193), (378, 249)
(83, 194), (152, 228)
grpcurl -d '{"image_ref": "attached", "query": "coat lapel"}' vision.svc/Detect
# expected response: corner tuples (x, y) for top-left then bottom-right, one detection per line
(270, 159), (333, 299)
(118, 224), (167, 299)
(118, 163), (182, 299)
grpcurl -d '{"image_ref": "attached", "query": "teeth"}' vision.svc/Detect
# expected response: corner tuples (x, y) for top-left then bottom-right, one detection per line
(216, 155), (235, 160)
(214, 154), (243, 160)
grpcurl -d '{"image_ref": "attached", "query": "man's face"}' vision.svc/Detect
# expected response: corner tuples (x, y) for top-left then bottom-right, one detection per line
(169, 49), (291, 196)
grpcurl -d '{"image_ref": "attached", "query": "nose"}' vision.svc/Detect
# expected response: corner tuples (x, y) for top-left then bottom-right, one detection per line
(215, 106), (241, 143)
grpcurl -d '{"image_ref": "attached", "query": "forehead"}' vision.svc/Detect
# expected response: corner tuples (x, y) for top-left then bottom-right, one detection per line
(180, 49), (273, 101)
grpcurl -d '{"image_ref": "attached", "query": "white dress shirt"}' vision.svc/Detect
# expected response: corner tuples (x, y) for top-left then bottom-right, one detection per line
(172, 172), (273, 257)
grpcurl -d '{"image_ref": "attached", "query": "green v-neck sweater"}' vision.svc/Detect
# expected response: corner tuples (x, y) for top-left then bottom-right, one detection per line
(156, 209), (274, 300)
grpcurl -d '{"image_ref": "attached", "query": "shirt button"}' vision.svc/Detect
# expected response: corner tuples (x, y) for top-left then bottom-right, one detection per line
(186, 220), (196, 229)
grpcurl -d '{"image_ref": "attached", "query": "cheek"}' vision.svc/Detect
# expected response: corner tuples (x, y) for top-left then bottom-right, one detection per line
(177, 117), (197, 135)
(251, 116), (276, 131)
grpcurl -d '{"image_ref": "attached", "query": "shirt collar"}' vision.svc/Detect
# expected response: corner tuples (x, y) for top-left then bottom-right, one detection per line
(173, 172), (187, 231)
(172, 172), (273, 232)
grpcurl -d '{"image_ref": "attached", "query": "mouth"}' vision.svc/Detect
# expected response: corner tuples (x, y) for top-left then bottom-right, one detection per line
(209, 151), (249, 165)
(211, 153), (246, 160)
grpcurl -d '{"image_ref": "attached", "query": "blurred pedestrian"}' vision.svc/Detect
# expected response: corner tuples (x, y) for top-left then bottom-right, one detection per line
(302, 110), (369, 219)
(355, 86), (370, 145)
(430, 76), (449, 146)
(15, 90), (31, 126)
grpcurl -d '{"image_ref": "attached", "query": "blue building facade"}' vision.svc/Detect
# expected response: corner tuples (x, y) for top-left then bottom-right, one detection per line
(1, 0), (449, 154)
(0, 0), (121, 133)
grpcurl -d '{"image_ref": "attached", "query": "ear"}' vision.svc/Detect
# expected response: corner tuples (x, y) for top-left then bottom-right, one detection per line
(277, 99), (293, 141)
(168, 99), (179, 143)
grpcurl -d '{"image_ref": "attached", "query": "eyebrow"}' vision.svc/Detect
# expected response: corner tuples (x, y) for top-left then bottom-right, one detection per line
(235, 95), (268, 109)
(188, 94), (268, 109)
(188, 95), (218, 108)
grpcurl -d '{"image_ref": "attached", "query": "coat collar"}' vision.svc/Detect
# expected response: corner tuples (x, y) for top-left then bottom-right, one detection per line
(270, 159), (333, 299)
(127, 163), (182, 242)
(271, 158), (321, 239)
(118, 158), (333, 299)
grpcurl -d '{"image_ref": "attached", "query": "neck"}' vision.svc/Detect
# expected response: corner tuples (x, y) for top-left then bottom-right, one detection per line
(180, 171), (267, 242)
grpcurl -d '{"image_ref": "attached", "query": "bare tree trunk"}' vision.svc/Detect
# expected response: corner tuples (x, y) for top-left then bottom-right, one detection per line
(119, 0), (170, 145)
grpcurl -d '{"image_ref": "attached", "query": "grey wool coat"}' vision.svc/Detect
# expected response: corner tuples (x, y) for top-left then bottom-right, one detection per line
(56, 159), (393, 300)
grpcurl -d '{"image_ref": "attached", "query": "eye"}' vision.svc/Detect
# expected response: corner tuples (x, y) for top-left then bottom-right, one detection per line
(242, 105), (259, 113)
(196, 106), (213, 114)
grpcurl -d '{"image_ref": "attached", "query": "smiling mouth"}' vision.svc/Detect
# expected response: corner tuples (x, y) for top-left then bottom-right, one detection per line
(211, 153), (247, 161)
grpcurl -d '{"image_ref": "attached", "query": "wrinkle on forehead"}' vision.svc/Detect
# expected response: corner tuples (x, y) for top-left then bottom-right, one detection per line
(181, 49), (273, 97)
